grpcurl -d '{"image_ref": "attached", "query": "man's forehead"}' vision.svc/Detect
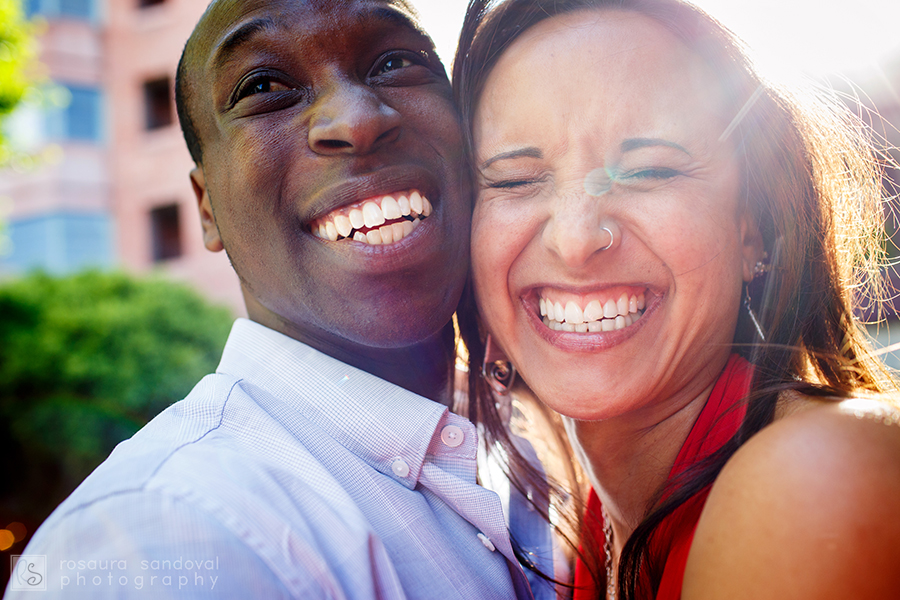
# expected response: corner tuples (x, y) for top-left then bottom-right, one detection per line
(191, 0), (423, 54)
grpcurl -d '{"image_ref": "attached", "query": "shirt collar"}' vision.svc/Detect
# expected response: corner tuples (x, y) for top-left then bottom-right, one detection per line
(216, 318), (468, 489)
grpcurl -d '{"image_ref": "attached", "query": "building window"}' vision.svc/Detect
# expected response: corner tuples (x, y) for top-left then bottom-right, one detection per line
(27, 0), (96, 20)
(45, 84), (103, 142)
(65, 86), (102, 140)
(0, 212), (113, 275)
(59, 0), (93, 18)
(143, 77), (173, 130)
(150, 204), (182, 262)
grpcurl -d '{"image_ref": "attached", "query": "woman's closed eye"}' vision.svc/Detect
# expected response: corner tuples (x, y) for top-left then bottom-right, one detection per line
(484, 177), (546, 190)
(616, 167), (682, 181)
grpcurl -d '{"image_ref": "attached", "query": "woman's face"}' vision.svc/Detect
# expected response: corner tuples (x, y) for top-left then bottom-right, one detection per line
(472, 9), (762, 421)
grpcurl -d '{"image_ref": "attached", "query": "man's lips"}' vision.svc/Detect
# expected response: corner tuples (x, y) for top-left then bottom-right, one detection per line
(310, 189), (433, 245)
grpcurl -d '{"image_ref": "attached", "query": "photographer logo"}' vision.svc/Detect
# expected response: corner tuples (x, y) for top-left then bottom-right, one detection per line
(10, 555), (46, 591)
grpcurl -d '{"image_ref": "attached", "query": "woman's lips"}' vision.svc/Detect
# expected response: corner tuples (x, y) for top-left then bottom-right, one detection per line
(539, 288), (645, 332)
(520, 286), (657, 350)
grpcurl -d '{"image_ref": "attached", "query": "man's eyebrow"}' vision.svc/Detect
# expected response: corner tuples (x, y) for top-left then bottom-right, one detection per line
(620, 137), (691, 155)
(212, 17), (278, 71)
(368, 5), (423, 34)
(480, 147), (543, 170)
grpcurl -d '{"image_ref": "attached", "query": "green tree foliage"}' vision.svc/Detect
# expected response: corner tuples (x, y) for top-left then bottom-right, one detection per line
(0, 0), (35, 141)
(0, 271), (233, 525)
(0, 0), (38, 251)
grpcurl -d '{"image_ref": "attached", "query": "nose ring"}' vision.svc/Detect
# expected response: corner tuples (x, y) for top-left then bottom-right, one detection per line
(601, 227), (614, 251)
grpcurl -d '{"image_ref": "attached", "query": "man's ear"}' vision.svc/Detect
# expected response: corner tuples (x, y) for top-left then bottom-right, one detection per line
(739, 209), (765, 283)
(190, 166), (223, 252)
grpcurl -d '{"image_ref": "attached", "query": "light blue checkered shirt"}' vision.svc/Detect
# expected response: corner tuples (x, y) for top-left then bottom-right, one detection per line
(8, 319), (553, 599)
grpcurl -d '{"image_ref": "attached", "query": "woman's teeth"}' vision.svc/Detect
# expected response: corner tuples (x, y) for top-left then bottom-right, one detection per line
(311, 190), (433, 245)
(540, 292), (645, 332)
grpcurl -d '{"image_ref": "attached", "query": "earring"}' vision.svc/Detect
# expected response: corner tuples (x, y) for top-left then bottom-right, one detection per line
(482, 334), (516, 396)
(745, 252), (769, 341)
(482, 334), (516, 424)
(753, 251), (769, 279)
(744, 285), (766, 342)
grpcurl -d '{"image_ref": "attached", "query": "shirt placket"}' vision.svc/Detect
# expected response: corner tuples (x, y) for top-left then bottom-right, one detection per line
(420, 414), (536, 600)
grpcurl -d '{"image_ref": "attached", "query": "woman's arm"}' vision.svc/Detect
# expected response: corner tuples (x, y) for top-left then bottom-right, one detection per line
(683, 399), (900, 600)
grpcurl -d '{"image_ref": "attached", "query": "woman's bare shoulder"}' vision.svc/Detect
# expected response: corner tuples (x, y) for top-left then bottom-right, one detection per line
(682, 395), (900, 600)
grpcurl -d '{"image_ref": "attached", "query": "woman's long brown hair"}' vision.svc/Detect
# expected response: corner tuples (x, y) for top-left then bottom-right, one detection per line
(453, 0), (899, 597)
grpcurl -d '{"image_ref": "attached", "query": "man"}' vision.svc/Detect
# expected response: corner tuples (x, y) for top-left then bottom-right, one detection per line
(7, 0), (550, 598)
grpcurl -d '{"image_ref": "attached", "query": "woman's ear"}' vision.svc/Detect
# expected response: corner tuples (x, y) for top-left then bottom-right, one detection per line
(739, 210), (765, 282)
(190, 167), (224, 252)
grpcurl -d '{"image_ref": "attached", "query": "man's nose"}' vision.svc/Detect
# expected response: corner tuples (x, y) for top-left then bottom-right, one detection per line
(541, 192), (618, 268)
(307, 81), (401, 155)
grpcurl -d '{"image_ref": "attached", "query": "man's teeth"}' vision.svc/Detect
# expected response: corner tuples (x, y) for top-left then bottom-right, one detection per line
(362, 202), (384, 228)
(540, 292), (645, 332)
(335, 215), (352, 238)
(312, 191), (433, 244)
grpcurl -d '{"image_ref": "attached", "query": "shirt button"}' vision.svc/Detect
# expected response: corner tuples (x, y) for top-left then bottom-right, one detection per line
(440, 425), (464, 448)
(477, 533), (496, 552)
(391, 458), (410, 478)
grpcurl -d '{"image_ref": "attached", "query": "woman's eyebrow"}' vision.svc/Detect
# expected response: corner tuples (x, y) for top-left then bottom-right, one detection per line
(480, 147), (543, 170)
(620, 137), (691, 156)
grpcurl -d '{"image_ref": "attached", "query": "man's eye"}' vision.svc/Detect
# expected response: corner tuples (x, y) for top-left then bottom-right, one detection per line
(376, 56), (414, 75)
(249, 81), (272, 95)
(236, 77), (291, 101)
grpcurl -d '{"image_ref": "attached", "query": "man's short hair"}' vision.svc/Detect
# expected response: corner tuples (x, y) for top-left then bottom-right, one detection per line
(175, 40), (203, 165)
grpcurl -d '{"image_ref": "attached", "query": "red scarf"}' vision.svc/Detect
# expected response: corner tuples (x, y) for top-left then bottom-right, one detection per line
(573, 354), (753, 599)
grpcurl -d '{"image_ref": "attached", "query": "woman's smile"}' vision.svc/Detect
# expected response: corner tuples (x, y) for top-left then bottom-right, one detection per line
(537, 287), (646, 333)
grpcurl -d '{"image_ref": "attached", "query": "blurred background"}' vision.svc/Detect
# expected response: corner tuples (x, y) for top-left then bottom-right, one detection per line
(1, 0), (899, 588)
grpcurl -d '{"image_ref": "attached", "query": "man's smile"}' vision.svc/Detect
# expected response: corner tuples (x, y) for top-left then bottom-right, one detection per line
(310, 189), (433, 245)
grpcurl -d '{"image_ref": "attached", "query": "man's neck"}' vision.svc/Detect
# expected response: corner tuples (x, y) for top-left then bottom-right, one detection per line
(295, 326), (454, 406)
(347, 332), (454, 405)
(243, 295), (454, 406)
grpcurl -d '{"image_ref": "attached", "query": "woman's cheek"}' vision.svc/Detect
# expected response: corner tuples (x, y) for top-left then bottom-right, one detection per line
(472, 202), (519, 331)
(472, 205), (502, 299)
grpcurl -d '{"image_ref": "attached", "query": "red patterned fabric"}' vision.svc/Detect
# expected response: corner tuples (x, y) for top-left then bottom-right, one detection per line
(574, 354), (753, 599)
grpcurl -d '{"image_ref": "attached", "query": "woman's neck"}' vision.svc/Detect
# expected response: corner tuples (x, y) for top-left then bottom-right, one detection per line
(564, 379), (717, 549)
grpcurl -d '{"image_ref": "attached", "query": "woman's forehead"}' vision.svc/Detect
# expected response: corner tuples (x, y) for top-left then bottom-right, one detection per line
(474, 9), (737, 170)
(501, 9), (694, 76)
(477, 9), (729, 131)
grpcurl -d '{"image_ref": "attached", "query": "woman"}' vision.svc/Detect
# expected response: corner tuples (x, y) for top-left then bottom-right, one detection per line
(454, 0), (900, 598)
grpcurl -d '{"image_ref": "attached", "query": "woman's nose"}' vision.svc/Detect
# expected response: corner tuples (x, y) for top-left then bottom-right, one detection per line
(542, 194), (618, 268)
(308, 81), (401, 155)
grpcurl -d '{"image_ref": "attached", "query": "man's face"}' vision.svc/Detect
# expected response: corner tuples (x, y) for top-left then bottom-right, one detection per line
(186, 0), (471, 351)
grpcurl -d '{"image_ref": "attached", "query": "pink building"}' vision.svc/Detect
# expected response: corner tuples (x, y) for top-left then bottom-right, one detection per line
(0, 0), (244, 314)
(5, 0), (900, 329)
